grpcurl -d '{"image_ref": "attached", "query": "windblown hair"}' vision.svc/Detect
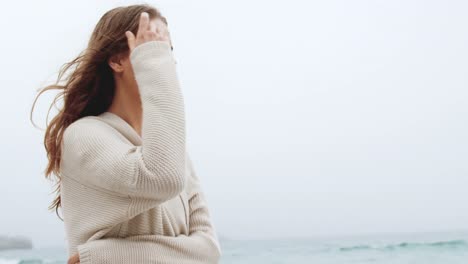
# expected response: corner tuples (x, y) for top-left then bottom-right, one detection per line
(30, 4), (168, 220)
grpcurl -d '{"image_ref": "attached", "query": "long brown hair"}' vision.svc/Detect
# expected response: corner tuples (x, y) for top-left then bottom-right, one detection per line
(30, 4), (168, 220)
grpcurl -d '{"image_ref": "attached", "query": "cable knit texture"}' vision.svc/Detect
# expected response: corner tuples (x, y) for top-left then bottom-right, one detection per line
(60, 40), (221, 264)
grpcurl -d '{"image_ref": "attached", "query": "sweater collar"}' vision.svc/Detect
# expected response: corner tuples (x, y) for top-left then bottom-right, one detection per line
(97, 111), (143, 146)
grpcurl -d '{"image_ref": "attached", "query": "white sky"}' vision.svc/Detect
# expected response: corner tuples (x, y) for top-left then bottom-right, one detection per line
(0, 0), (467, 248)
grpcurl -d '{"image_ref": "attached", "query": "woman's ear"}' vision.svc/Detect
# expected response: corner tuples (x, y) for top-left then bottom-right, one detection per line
(108, 53), (125, 73)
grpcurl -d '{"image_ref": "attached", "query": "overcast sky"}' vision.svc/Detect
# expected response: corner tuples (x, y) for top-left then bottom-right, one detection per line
(0, 0), (467, 248)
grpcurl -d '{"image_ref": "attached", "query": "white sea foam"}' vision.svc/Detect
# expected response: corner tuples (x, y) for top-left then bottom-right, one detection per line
(0, 258), (20, 264)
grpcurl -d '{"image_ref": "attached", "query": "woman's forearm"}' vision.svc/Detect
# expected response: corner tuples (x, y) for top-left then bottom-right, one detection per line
(75, 155), (222, 264)
(76, 232), (221, 264)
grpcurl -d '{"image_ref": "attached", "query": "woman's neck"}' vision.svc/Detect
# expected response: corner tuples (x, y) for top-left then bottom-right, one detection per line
(107, 78), (143, 137)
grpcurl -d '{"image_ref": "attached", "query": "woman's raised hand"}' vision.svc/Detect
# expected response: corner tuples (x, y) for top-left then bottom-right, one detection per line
(125, 12), (171, 52)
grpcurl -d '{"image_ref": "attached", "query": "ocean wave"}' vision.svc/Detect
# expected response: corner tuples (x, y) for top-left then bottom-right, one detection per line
(339, 239), (468, 252)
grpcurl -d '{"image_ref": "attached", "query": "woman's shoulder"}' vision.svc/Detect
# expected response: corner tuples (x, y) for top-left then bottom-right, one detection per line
(63, 115), (120, 146)
(65, 115), (109, 133)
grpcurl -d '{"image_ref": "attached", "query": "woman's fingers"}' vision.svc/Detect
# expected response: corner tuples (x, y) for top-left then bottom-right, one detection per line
(149, 20), (157, 34)
(154, 19), (170, 43)
(67, 253), (80, 264)
(125, 31), (136, 51)
(137, 12), (150, 38)
(126, 12), (150, 51)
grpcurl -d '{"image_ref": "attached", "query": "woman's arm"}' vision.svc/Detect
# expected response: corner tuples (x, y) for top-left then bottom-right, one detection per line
(72, 155), (222, 264)
(75, 232), (221, 264)
(61, 12), (186, 202)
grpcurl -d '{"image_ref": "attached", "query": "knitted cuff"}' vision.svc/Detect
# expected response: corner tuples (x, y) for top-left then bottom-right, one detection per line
(77, 242), (92, 264)
(130, 40), (174, 65)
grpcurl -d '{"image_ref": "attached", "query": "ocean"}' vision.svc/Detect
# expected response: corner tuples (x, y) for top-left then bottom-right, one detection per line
(1, 231), (467, 264)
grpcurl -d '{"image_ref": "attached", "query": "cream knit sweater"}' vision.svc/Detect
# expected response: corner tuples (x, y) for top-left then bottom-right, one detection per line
(60, 40), (221, 264)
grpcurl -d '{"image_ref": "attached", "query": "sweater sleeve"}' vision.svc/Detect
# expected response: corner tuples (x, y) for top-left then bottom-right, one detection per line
(61, 40), (186, 201)
(76, 232), (221, 264)
(75, 156), (222, 264)
(185, 155), (219, 237)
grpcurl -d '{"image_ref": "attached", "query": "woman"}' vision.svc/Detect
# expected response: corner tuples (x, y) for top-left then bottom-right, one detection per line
(31, 4), (221, 264)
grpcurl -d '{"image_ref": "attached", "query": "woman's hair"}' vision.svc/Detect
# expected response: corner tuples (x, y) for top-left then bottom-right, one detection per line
(30, 4), (168, 220)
